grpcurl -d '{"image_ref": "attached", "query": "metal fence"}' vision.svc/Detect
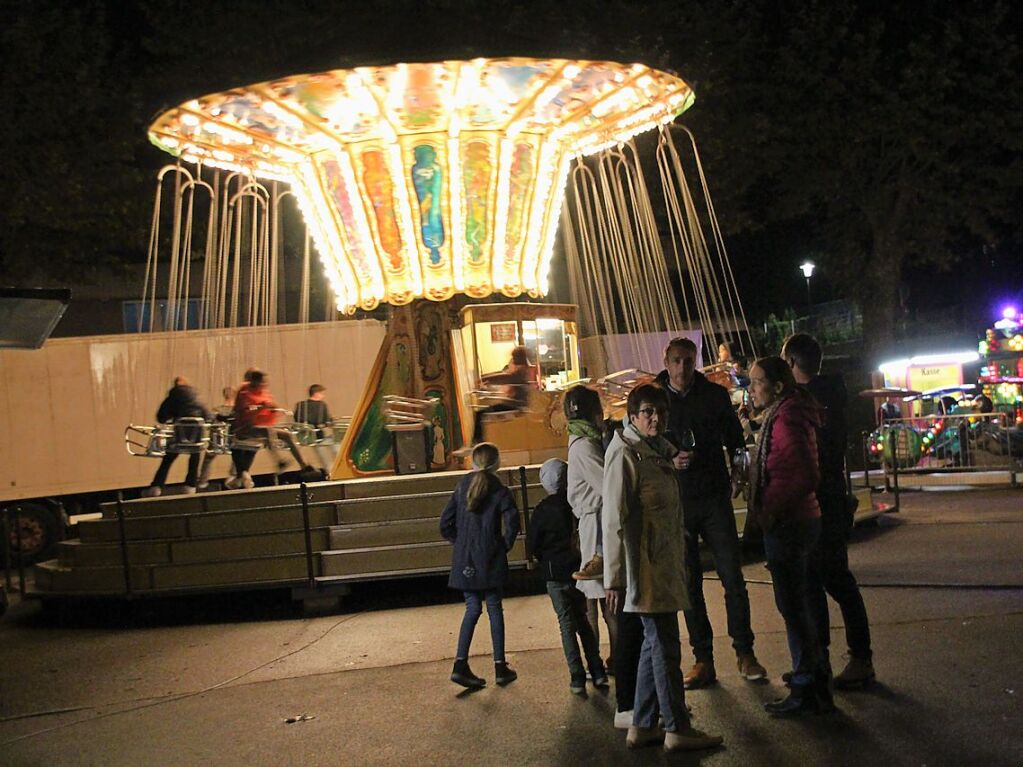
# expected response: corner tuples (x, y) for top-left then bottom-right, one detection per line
(861, 412), (1020, 489)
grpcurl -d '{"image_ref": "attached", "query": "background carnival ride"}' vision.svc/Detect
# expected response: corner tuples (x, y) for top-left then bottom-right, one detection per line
(864, 324), (1023, 471)
(143, 57), (755, 478)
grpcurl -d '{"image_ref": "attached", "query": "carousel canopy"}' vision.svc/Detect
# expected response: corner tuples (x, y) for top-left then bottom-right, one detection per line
(149, 58), (694, 313)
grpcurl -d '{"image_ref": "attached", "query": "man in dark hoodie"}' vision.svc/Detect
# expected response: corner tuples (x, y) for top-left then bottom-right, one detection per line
(655, 337), (766, 689)
(528, 458), (609, 694)
(782, 333), (875, 688)
(142, 376), (212, 497)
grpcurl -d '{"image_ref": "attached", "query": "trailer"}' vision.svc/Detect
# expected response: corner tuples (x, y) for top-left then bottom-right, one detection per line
(0, 319), (385, 563)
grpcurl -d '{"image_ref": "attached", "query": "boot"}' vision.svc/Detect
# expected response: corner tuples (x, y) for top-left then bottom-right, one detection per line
(764, 684), (819, 716)
(572, 554), (604, 581)
(450, 659), (486, 689)
(683, 660), (716, 689)
(834, 657), (876, 689)
(815, 665), (836, 713)
(494, 660), (517, 686)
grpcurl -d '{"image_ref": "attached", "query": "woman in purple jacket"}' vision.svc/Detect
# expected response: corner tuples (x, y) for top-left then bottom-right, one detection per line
(748, 356), (834, 716)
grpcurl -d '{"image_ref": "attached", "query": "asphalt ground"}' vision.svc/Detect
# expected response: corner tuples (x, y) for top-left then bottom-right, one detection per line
(1, 487), (1021, 766)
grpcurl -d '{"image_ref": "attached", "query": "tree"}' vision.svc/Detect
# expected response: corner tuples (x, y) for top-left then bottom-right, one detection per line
(685, 0), (1023, 360)
(0, 2), (149, 284)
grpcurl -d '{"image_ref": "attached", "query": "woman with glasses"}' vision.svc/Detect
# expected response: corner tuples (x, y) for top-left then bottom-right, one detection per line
(603, 383), (723, 753)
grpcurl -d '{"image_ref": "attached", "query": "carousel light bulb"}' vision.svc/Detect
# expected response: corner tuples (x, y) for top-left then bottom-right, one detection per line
(148, 58), (694, 313)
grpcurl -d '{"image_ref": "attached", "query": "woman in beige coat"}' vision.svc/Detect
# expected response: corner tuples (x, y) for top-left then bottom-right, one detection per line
(603, 383), (722, 753)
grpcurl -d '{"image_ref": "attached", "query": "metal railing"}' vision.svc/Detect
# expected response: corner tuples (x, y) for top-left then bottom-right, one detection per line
(861, 412), (1019, 488)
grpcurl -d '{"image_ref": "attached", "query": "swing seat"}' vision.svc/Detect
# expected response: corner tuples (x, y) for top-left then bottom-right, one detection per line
(124, 424), (174, 457)
(167, 417), (209, 454)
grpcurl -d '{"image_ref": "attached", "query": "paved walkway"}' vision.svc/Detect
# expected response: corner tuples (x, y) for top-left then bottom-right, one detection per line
(2, 488), (1021, 766)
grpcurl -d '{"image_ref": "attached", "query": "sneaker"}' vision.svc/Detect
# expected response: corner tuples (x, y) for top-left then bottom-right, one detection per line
(240, 472), (254, 489)
(683, 661), (716, 690)
(182, 486), (197, 495)
(141, 486), (161, 498)
(738, 653), (767, 681)
(614, 710), (634, 730)
(572, 554), (604, 581)
(495, 661), (517, 686)
(626, 725), (664, 749)
(197, 479), (210, 491)
(664, 727), (724, 752)
(570, 675), (587, 695)
(592, 673), (610, 689)
(834, 657), (875, 689)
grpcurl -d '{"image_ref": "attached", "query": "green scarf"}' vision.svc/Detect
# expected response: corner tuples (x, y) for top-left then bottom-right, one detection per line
(567, 419), (602, 441)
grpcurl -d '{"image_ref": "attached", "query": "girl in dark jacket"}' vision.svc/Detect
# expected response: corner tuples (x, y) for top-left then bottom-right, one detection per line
(440, 442), (521, 689)
(748, 356), (833, 716)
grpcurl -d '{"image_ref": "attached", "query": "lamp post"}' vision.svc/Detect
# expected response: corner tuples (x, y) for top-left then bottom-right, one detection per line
(800, 261), (815, 316)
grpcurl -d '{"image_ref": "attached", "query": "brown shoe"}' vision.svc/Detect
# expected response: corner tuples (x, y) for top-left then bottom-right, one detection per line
(572, 554), (604, 581)
(683, 661), (717, 690)
(737, 653), (767, 681)
(834, 657), (875, 689)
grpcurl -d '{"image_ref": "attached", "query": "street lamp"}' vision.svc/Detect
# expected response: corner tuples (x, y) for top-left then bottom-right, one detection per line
(800, 261), (815, 315)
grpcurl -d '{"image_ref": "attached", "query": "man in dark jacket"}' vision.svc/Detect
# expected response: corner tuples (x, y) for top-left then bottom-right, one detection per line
(142, 376), (212, 497)
(655, 337), (766, 688)
(527, 459), (608, 694)
(783, 333), (875, 688)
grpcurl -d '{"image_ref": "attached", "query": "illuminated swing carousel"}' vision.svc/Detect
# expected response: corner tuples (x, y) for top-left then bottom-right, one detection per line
(148, 58), (747, 477)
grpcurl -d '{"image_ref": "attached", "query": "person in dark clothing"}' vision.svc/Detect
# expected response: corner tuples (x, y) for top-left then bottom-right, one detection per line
(472, 346), (536, 444)
(528, 458), (609, 694)
(142, 376), (212, 497)
(294, 383), (337, 471)
(654, 338), (766, 689)
(440, 442), (521, 689)
(783, 333), (875, 689)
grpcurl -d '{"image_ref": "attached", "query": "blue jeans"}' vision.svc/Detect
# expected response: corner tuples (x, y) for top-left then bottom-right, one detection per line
(633, 614), (689, 732)
(546, 581), (603, 683)
(682, 491), (755, 661)
(456, 590), (505, 662)
(764, 517), (822, 687)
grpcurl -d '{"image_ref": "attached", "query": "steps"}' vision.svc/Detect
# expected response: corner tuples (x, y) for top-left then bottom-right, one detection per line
(30, 466), (542, 599)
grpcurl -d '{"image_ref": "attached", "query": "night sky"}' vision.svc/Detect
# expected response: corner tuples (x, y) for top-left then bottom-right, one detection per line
(2, 0), (1021, 350)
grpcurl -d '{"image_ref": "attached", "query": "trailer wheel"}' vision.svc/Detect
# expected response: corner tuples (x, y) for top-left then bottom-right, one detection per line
(2, 502), (62, 565)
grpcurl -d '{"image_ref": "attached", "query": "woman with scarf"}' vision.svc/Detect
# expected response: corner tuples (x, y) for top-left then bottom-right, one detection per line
(747, 356), (834, 716)
(440, 442), (521, 689)
(564, 387), (627, 717)
(603, 383), (723, 752)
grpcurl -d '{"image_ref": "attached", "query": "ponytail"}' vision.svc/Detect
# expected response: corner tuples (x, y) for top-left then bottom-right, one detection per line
(467, 442), (500, 514)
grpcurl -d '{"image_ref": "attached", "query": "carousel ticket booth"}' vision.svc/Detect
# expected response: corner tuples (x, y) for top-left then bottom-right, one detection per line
(454, 302), (581, 467)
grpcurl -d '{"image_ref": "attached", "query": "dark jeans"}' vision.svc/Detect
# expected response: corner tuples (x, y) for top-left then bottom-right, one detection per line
(764, 517), (822, 687)
(456, 590), (505, 662)
(808, 494), (872, 662)
(633, 614), (689, 732)
(151, 452), (201, 488)
(614, 605), (644, 713)
(546, 581), (603, 682)
(232, 448), (257, 474)
(682, 491), (755, 661)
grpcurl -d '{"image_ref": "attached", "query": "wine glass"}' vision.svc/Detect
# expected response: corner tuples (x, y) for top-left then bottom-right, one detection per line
(680, 428), (696, 452)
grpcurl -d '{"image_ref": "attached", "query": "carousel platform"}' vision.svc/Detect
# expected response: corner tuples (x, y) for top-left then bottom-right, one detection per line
(29, 468), (537, 601)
